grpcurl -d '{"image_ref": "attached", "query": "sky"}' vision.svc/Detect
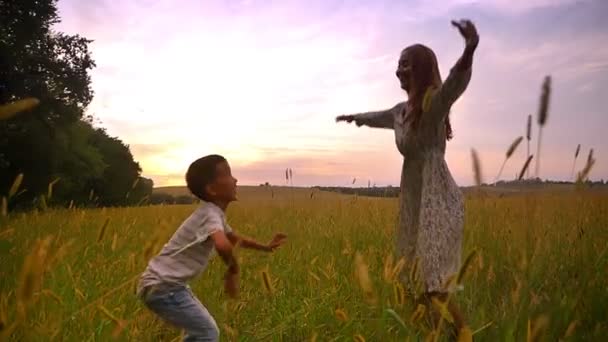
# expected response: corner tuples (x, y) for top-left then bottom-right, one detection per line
(55, 0), (608, 187)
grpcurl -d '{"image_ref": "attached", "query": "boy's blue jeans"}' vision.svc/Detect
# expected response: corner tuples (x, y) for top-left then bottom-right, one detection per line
(142, 285), (219, 342)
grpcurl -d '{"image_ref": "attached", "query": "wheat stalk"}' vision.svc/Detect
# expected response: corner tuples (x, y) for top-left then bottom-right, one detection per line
(47, 178), (60, 200)
(471, 149), (482, 186)
(576, 149), (596, 184)
(353, 334), (366, 342)
(526, 115), (532, 178)
(8, 173), (24, 199)
(1, 197), (6, 217)
(97, 218), (110, 243)
(535, 76), (551, 177)
(354, 252), (376, 304)
(261, 269), (274, 295)
(495, 136), (523, 183)
(0, 98), (40, 121)
(17, 236), (53, 319)
(518, 155), (534, 181)
(527, 315), (549, 342)
(570, 144), (581, 181)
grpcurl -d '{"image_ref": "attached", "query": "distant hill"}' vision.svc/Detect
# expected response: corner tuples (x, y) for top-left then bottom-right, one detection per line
(151, 185), (338, 204)
(153, 179), (608, 203)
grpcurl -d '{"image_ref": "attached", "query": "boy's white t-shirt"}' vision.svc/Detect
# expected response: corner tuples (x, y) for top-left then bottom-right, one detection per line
(138, 201), (232, 293)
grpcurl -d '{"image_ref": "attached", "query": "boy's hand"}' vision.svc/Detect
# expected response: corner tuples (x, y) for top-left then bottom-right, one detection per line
(224, 269), (239, 299)
(266, 233), (287, 252)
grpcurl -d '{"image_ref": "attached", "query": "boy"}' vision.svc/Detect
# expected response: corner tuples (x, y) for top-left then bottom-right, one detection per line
(137, 154), (287, 341)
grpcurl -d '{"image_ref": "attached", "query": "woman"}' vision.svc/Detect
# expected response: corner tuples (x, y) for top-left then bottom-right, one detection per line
(336, 19), (479, 334)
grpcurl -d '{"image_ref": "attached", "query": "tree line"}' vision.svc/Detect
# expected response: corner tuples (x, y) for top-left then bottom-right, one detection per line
(1, 0), (153, 210)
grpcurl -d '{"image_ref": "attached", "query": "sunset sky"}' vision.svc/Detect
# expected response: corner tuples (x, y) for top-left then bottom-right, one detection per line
(55, 0), (607, 187)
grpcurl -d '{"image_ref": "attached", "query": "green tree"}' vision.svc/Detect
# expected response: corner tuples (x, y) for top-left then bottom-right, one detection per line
(88, 128), (145, 207)
(0, 0), (95, 201)
(1, 0), (153, 208)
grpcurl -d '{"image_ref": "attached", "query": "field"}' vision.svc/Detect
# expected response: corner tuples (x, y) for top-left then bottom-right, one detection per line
(1, 187), (607, 341)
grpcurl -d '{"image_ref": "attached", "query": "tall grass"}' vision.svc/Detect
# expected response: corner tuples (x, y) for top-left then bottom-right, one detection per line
(495, 136), (523, 183)
(1, 187), (606, 341)
(534, 76), (551, 178)
(526, 115), (532, 179)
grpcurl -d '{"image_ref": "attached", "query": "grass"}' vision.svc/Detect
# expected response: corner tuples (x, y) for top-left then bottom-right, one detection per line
(1, 187), (607, 341)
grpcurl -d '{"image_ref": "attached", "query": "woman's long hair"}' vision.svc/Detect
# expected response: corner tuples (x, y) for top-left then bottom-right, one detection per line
(403, 44), (453, 140)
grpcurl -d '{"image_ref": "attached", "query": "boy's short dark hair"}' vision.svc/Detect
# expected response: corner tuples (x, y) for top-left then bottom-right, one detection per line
(186, 154), (227, 201)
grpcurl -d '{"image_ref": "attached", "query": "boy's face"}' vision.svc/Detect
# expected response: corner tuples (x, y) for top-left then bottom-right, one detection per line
(206, 161), (238, 202)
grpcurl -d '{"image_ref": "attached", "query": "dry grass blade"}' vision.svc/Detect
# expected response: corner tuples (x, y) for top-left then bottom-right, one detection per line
(391, 258), (406, 282)
(354, 252), (376, 304)
(409, 257), (420, 284)
(47, 178), (60, 200)
(457, 326), (473, 342)
(537, 76), (551, 126)
(431, 297), (454, 323)
(393, 282), (406, 307)
(353, 333), (366, 342)
(410, 303), (426, 324)
(457, 250), (478, 284)
(111, 233), (118, 251)
(425, 331), (439, 342)
(506, 136), (524, 158)
(576, 156), (596, 184)
(222, 324), (238, 340)
(496, 136), (523, 182)
(527, 315), (549, 342)
(97, 218), (110, 243)
(526, 115), (532, 141)
(0, 294), (10, 334)
(47, 240), (74, 268)
(98, 305), (127, 338)
(41, 289), (63, 305)
(0, 98), (40, 121)
(518, 155), (534, 180)
(535, 75), (552, 177)
(335, 308), (348, 322)
(526, 115), (532, 178)
(17, 236), (53, 318)
(571, 144), (581, 181)
(383, 254), (394, 283)
(125, 178), (140, 199)
(261, 270), (274, 295)
(384, 308), (407, 330)
(564, 320), (578, 338)
(1, 197), (6, 217)
(8, 173), (24, 199)
(38, 195), (47, 211)
(471, 149), (482, 186)
(472, 321), (493, 335)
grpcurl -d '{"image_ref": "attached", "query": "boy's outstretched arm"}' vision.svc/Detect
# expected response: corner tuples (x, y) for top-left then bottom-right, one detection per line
(210, 230), (240, 298)
(226, 232), (287, 252)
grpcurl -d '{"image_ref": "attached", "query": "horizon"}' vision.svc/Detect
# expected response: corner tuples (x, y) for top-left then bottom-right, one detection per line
(56, 0), (607, 187)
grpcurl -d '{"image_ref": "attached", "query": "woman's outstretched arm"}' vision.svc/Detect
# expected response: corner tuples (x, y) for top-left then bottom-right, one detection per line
(434, 19), (479, 112)
(336, 102), (405, 129)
